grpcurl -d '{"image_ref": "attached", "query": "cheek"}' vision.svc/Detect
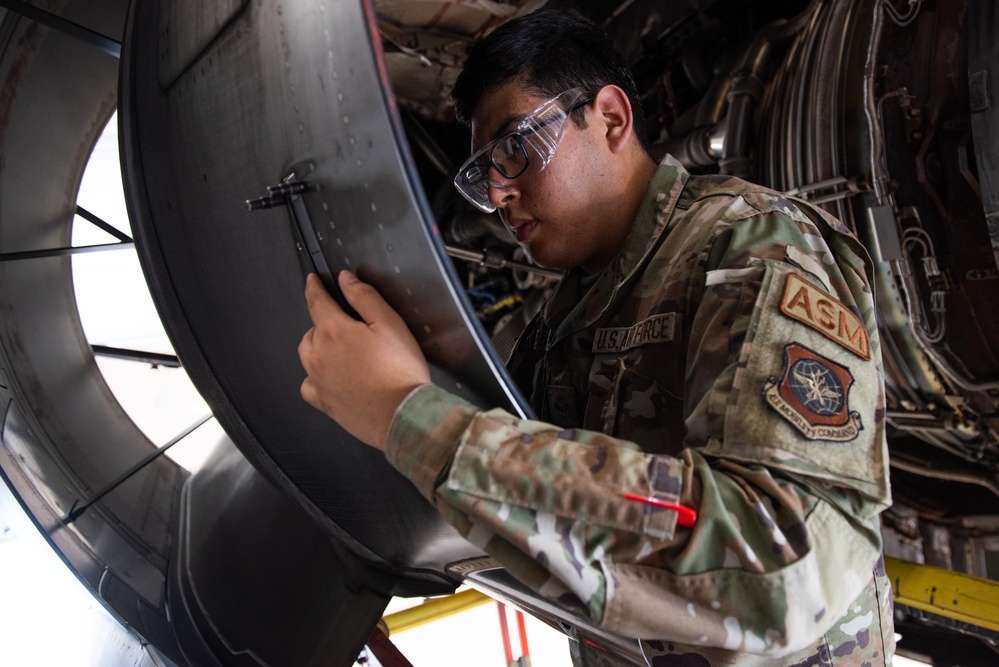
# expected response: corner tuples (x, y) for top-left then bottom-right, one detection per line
(516, 169), (560, 215)
(554, 141), (600, 194)
(525, 135), (596, 215)
(541, 165), (591, 221)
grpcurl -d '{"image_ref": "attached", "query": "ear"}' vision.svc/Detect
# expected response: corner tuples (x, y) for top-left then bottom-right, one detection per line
(592, 85), (634, 154)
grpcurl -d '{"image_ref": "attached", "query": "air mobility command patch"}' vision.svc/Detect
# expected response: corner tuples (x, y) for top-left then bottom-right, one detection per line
(763, 343), (862, 441)
(780, 272), (871, 360)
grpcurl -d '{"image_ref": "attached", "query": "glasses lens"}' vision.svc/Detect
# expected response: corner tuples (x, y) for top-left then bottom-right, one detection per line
(464, 161), (488, 185)
(492, 135), (527, 179)
(516, 88), (588, 172)
(454, 147), (496, 213)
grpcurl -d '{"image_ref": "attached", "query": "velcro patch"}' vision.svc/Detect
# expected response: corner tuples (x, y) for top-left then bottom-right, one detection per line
(592, 313), (679, 353)
(763, 343), (862, 441)
(780, 273), (871, 360)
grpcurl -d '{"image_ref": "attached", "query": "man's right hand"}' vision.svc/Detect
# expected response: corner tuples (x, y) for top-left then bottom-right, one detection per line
(298, 271), (431, 450)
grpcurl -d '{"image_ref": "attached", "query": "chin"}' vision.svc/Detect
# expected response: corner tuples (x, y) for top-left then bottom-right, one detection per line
(525, 249), (569, 273)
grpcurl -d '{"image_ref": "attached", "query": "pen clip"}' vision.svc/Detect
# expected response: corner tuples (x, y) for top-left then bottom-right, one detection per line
(623, 492), (697, 528)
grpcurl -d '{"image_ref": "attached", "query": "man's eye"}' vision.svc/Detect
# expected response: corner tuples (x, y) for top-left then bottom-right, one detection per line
(497, 135), (522, 159)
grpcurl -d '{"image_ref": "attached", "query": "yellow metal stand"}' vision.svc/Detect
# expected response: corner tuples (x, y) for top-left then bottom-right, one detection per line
(884, 556), (999, 633)
(381, 589), (494, 636)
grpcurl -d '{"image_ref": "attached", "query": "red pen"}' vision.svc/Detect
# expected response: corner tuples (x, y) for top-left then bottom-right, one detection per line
(623, 493), (698, 527)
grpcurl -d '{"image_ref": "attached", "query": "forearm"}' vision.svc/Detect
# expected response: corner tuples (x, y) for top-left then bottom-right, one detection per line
(384, 385), (883, 654)
(387, 385), (686, 531)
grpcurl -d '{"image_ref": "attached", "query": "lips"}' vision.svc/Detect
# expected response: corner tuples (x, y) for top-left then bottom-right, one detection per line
(508, 218), (538, 243)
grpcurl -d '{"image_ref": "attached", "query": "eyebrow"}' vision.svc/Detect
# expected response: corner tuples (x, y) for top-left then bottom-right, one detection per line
(473, 112), (526, 152)
(492, 113), (524, 139)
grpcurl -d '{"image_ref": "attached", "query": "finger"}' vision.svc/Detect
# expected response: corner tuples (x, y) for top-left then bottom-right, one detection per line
(299, 377), (319, 410)
(297, 326), (315, 367)
(304, 273), (345, 323)
(338, 270), (404, 327)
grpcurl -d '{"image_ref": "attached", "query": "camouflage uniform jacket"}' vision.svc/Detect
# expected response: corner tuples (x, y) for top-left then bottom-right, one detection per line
(385, 156), (895, 665)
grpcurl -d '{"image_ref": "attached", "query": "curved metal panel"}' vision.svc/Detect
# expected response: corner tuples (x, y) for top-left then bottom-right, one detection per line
(120, 0), (529, 590)
(0, 0), (185, 647)
(170, 438), (389, 666)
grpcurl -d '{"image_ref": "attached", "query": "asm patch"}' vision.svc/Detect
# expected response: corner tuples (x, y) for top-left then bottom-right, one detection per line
(763, 343), (862, 441)
(780, 273), (871, 360)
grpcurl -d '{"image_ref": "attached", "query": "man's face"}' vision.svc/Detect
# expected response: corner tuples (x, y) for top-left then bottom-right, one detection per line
(470, 80), (616, 273)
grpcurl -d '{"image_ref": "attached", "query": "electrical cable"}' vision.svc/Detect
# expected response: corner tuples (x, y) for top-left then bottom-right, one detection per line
(883, 0), (923, 28)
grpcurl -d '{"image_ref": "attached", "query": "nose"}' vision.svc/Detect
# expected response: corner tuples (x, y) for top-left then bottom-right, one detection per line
(486, 166), (519, 210)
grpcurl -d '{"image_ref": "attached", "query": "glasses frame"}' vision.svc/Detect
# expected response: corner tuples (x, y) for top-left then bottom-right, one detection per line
(453, 88), (593, 213)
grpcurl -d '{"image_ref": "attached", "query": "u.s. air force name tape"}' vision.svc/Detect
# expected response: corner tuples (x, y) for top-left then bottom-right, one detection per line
(592, 312), (680, 353)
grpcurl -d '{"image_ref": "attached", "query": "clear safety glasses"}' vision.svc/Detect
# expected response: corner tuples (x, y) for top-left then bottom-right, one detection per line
(453, 88), (593, 213)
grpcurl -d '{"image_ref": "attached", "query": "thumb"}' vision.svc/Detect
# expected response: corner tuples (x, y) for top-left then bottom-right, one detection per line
(338, 270), (401, 327)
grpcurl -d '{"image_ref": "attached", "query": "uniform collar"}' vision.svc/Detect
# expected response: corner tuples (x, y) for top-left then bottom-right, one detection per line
(541, 155), (690, 344)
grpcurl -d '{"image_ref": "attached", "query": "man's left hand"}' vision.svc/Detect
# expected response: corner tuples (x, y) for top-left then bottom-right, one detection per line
(298, 271), (431, 450)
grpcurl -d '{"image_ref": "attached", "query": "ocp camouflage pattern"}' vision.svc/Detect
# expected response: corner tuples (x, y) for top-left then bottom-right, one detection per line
(385, 155), (895, 665)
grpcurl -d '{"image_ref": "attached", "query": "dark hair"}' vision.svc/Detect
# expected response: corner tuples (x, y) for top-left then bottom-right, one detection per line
(451, 9), (645, 142)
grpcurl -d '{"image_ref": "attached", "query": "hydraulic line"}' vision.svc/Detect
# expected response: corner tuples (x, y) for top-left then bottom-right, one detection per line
(889, 455), (999, 501)
(720, 0), (822, 177)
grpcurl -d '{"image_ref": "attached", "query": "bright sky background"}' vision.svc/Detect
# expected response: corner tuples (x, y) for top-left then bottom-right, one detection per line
(71, 113), (222, 474)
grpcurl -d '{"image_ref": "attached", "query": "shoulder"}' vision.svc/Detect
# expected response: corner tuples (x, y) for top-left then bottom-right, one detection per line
(679, 175), (836, 230)
(673, 177), (863, 267)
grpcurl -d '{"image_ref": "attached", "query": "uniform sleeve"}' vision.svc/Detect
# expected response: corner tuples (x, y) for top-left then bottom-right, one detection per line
(384, 204), (890, 656)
